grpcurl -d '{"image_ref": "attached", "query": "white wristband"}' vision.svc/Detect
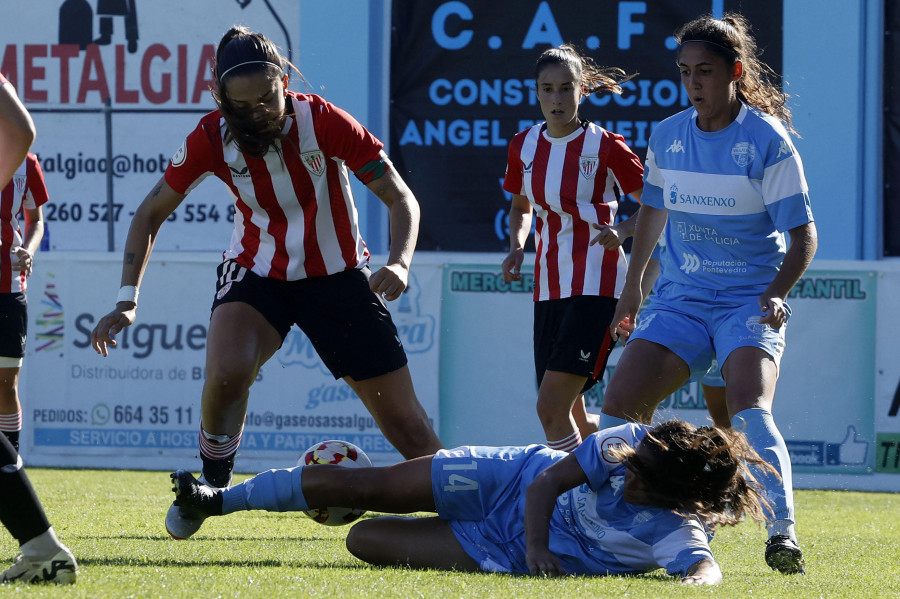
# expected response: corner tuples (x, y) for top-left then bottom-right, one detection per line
(116, 285), (139, 306)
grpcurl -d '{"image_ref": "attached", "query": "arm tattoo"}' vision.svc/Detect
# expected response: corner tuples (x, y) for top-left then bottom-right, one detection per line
(125, 253), (136, 265)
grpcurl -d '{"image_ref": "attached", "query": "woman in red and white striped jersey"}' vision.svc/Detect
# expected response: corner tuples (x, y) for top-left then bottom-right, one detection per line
(501, 45), (644, 453)
(89, 27), (443, 539)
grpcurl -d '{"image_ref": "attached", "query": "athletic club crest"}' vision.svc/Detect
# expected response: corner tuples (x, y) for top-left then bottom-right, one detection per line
(301, 150), (326, 176)
(579, 155), (599, 179)
(731, 142), (756, 167)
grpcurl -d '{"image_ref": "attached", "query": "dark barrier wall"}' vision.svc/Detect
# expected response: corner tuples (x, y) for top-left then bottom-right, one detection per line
(886, 0), (900, 257)
(390, 1), (783, 252)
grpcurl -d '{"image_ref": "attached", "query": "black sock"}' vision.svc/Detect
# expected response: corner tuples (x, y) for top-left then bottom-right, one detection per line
(201, 452), (235, 488)
(0, 434), (51, 544)
(2, 430), (19, 452)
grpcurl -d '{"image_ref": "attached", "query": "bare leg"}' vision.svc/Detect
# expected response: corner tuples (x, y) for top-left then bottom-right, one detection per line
(601, 339), (690, 423)
(570, 393), (599, 439)
(346, 516), (479, 571)
(535, 370), (588, 443)
(0, 367), (21, 415)
(702, 384), (730, 428)
(201, 302), (282, 435)
(345, 366), (442, 459)
(302, 456), (437, 513)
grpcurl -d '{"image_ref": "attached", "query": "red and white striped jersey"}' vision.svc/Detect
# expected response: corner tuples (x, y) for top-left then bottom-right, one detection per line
(504, 122), (643, 301)
(1, 154), (49, 293)
(165, 91), (388, 281)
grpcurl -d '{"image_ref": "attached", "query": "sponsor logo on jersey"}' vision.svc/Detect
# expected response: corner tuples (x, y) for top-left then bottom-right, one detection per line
(666, 139), (685, 153)
(301, 150), (326, 177)
(600, 436), (628, 464)
(171, 141), (187, 167)
(579, 155), (599, 180)
(523, 160), (533, 175)
(731, 141), (756, 166)
(229, 166), (250, 179)
(777, 140), (792, 158)
(680, 252), (701, 274)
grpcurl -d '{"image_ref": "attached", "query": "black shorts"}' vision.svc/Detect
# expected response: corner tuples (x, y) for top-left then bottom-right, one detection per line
(211, 260), (407, 381)
(533, 295), (617, 392)
(0, 293), (27, 360)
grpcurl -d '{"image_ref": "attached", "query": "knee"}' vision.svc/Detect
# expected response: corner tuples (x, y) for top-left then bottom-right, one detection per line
(535, 393), (570, 426)
(345, 520), (379, 563)
(203, 361), (257, 394)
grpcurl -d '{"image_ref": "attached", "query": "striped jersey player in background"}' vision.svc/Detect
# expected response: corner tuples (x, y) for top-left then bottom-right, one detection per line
(501, 44), (644, 453)
(89, 26), (443, 539)
(597, 13), (817, 575)
(0, 150), (48, 452)
(0, 71), (77, 585)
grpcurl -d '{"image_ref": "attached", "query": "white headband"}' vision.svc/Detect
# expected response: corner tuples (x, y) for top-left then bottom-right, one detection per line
(218, 60), (283, 80)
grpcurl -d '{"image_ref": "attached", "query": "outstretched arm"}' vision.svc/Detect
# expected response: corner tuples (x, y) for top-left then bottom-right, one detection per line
(524, 454), (589, 576)
(0, 80), (35, 187)
(90, 176), (186, 355)
(366, 168), (419, 301)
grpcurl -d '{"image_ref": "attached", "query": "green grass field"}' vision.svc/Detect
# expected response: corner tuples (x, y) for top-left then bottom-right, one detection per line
(0, 469), (897, 598)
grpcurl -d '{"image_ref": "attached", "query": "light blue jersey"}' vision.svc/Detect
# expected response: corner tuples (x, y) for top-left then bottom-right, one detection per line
(642, 103), (813, 292)
(432, 423), (712, 577)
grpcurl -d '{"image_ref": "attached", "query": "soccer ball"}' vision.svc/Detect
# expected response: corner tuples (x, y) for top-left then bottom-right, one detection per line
(297, 439), (373, 526)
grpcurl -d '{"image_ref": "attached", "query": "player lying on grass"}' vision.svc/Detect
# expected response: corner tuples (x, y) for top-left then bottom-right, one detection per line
(172, 420), (773, 584)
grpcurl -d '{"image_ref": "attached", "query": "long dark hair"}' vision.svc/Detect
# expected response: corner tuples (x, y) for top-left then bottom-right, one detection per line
(612, 420), (775, 530)
(211, 26), (303, 157)
(534, 44), (637, 97)
(675, 13), (795, 135)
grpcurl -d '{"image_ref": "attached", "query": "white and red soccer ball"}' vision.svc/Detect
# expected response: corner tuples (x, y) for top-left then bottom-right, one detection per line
(297, 439), (373, 526)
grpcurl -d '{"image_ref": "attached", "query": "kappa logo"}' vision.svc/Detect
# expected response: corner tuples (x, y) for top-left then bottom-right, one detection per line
(669, 183), (678, 204)
(680, 252), (701, 274)
(579, 349), (592, 362)
(579, 155), (599, 179)
(777, 140), (792, 158)
(229, 166), (250, 178)
(301, 150), (326, 176)
(171, 142), (187, 167)
(731, 142), (756, 167)
(666, 139), (685, 153)
(633, 312), (655, 333)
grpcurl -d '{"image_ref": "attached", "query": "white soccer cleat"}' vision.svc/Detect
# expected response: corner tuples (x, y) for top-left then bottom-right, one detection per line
(1, 546), (78, 584)
(165, 472), (230, 540)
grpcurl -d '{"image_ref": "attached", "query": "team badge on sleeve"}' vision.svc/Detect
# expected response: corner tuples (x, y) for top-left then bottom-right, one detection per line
(171, 141), (187, 167)
(601, 436), (629, 464)
(301, 150), (326, 176)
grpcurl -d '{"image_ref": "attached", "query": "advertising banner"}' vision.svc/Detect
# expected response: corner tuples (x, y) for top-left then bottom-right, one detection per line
(22, 254), (441, 471)
(0, 0), (299, 251)
(438, 260), (894, 490)
(389, 0), (783, 251)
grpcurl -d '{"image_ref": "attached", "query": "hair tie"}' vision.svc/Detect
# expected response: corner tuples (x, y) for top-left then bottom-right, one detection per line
(218, 60), (283, 81)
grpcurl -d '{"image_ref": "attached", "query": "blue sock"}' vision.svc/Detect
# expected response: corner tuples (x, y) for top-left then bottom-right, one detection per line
(597, 412), (630, 431)
(220, 467), (307, 514)
(731, 408), (795, 533)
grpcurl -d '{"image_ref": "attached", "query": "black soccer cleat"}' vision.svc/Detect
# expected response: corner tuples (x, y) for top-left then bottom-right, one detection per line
(765, 535), (805, 574)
